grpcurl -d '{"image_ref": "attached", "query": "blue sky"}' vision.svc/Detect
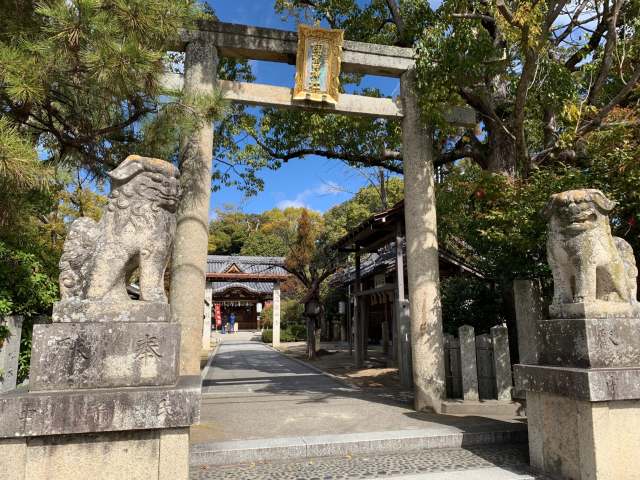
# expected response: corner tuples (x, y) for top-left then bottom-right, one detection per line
(207, 1), (400, 216)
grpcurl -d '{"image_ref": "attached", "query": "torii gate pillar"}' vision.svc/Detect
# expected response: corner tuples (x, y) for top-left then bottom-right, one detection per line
(401, 69), (446, 412)
(170, 37), (218, 376)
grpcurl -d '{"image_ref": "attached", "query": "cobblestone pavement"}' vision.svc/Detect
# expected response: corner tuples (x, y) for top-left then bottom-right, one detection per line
(190, 444), (531, 480)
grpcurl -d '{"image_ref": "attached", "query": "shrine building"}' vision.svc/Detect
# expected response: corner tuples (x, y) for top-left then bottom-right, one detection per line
(203, 256), (289, 332)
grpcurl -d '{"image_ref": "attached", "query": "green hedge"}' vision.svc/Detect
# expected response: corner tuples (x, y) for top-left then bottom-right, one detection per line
(261, 324), (307, 343)
(260, 299), (304, 329)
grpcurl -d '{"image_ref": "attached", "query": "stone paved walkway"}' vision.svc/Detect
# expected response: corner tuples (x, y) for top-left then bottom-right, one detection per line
(189, 444), (539, 479)
(192, 332), (526, 445)
(191, 333), (531, 479)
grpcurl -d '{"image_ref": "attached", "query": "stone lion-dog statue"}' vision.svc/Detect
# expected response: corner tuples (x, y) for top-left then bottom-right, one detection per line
(59, 155), (180, 303)
(544, 189), (638, 309)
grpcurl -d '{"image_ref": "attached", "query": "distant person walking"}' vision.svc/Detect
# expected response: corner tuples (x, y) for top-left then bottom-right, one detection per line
(229, 313), (236, 333)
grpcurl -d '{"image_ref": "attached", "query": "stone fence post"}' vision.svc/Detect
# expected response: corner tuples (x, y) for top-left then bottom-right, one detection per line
(513, 279), (543, 365)
(491, 325), (513, 401)
(458, 325), (479, 401)
(0, 316), (23, 393)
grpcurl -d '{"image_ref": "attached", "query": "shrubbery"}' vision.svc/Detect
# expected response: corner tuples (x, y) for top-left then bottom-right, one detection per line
(261, 323), (307, 343)
(440, 277), (505, 335)
(260, 299), (304, 329)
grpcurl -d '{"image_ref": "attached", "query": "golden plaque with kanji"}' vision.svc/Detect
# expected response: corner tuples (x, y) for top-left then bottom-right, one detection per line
(293, 24), (344, 105)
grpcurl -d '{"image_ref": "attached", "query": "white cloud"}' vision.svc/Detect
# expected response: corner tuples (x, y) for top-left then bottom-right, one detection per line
(276, 199), (308, 209)
(275, 182), (343, 210)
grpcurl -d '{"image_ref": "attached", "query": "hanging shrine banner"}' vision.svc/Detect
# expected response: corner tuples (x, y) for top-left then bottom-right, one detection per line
(214, 304), (222, 328)
(293, 24), (344, 105)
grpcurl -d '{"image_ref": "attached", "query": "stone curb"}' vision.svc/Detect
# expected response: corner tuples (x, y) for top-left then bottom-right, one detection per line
(190, 427), (528, 466)
(200, 340), (221, 381)
(381, 466), (539, 480)
(263, 342), (362, 392)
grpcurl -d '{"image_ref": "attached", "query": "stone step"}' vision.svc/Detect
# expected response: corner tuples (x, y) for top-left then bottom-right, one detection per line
(190, 426), (528, 467)
(189, 443), (537, 480)
(440, 399), (524, 417)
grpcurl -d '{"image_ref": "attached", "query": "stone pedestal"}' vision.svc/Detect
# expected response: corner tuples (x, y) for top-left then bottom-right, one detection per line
(0, 316), (23, 394)
(0, 302), (199, 480)
(516, 311), (640, 479)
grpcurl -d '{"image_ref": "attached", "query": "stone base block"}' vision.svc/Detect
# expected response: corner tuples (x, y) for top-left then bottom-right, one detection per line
(0, 376), (200, 438)
(0, 316), (23, 393)
(29, 322), (180, 390)
(549, 300), (638, 319)
(538, 317), (640, 368)
(0, 427), (189, 480)
(527, 391), (640, 480)
(52, 299), (170, 323)
(515, 364), (640, 401)
(440, 399), (525, 417)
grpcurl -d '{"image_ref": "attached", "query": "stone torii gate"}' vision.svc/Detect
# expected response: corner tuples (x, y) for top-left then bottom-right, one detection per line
(168, 21), (476, 413)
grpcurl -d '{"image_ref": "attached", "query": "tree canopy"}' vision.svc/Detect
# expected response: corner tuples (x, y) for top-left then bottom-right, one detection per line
(218, 0), (639, 180)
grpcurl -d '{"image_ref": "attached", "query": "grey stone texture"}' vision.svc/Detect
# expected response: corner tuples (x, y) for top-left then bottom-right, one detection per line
(525, 391), (640, 480)
(53, 299), (170, 323)
(0, 316), (23, 393)
(29, 322), (180, 390)
(513, 279), (543, 365)
(59, 155), (180, 304)
(401, 69), (446, 412)
(538, 316), (640, 368)
(186, 20), (415, 77)
(444, 334), (462, 399)
(190, 445), (532, 480)
(458, 325), (479, 401)
(0, 427), (189, 480)
(0, 154), (197, 480)
(0, 376), (200, 438)
(491, 326), (513, 401)
(475, 334), (496, 399)
(170, 37), (218, 376)
(544, 189), (638, 318)
(515, 364), (640, 402)
(202, 286), (213, 349)
(516, 188), (640, 479)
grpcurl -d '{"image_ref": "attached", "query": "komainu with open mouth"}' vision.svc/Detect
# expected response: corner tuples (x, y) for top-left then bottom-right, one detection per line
(59, 155), (181, 303)
(544, 189), (638, 307)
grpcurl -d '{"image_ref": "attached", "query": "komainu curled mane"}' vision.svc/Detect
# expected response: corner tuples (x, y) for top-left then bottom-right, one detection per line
(59, 155), (180, 303)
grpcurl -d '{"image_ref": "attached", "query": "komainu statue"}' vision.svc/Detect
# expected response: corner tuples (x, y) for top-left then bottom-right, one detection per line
(544, 189), (638, 310)
(59, 155), (180, 303)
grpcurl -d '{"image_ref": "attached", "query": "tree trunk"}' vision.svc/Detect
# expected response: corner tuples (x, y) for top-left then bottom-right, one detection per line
(379, 168), (388, 209)
(485, 120), (517, 176)
(306, 314), (316, 360)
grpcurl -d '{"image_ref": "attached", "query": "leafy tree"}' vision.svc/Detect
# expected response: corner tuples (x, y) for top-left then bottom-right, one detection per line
(284, 209), (346, 359)
(208, 206), (308, 256)
(324, 175), (404, 243)
(437, 110), (640, 282)
(415, 0), (640, 176)
(240, 232), (289, 257)
(222, 0), (639, 180)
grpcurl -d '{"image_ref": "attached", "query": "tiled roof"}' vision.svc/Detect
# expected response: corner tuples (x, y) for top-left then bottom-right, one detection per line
(331, 240), (486, 286)
(210, 281), (276, 294)
(206, 255), (288, 276)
